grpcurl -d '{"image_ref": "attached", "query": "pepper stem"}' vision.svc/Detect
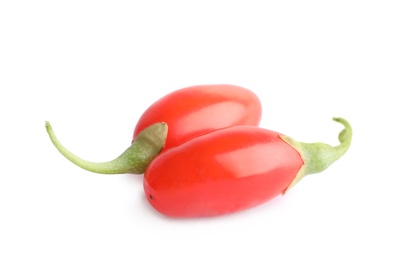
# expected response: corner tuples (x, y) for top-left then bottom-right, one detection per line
(281, 117), (352, 192)
(45, 121), (168, 174)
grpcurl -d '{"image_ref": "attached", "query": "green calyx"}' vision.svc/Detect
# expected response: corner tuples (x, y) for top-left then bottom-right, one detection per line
(281, 117), (352, 192)
(45, 122), (168, 174)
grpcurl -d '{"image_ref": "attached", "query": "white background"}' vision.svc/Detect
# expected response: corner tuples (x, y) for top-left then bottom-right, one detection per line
(1, 1), (404, 259)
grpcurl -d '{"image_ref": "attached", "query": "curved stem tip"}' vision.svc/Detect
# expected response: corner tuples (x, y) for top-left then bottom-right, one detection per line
(45, 121), (168, 174)
(282, 117), (352, 192)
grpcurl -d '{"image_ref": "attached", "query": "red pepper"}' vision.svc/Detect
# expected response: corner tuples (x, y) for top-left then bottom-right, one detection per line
(45, 84), (261, 174)
(144, 118), (352, 218)
(132, 84), (262, 150)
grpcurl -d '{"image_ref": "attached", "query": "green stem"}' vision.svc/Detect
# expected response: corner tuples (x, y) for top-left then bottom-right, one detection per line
(45, 121), (168, 174)
(281, 117), (352, 192)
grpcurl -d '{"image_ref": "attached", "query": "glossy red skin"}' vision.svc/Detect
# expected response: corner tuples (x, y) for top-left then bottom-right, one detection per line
(143, 126), (304, 218)
(132, 84), (261, 150)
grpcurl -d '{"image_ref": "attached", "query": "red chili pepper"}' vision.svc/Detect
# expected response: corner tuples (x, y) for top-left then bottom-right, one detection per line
(143, 118), (352, 218)
(132, 84), (262, 150)
(45, 84), (261, 174)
